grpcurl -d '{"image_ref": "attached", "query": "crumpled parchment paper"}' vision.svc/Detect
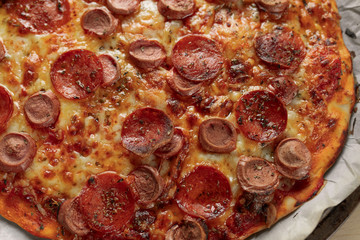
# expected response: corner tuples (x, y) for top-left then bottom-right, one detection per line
(0, 0), (359, 239)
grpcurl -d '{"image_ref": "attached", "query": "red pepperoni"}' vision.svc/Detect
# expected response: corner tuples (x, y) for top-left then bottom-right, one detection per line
(0, 86), (13, 127)
(172, 35), (223, 81)
(5, 0), (70, 34)
(155, 128), (185, 158)
(50, 49), (104, 100)
(175, 165), (232, 219)
(121, 108), (174, 157)
(0, 41), (6, 62)
(235, 90), (287, 142)
(78, 171), (135, 233)
(255, 27), (305, 71)
(267, 77), (298, 105)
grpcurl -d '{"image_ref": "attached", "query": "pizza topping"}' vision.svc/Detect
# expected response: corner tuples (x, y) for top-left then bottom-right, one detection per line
(255, 28), (305, 71)
(5, 0), (70, 34)
(58, 198), (90, 237)
(198, 118), (237, 153)
(128, 165), (164, 204)
(121, 108), (174, 157)
(237, 156), (279, 194)
(79, 171), (135, 232)
(165, 220), (206, 240)
(155, 128), (185, 158)
(265, 203), (277, 227)
(0, 133), (37, 173)
(256, 0), (289, 14)
(167, 69), (203, 97)
(274, 138), (311, 180)
(267, 77), (298, 105)
(24, 91), (60, 129)
(99, 54), (121, 87)
(172, 35), (223, 81)
(0, 85), (13, 127)
(106, 0), (140, 15)
(176, 165), (232, 219)
(50, 49), (104, 100)
(235, 90), (287, 142)
(129, 39), (166, 72)
(0, 41), (6, 62)
(81, 8), (118, 37)
(158, 0), (196, 20)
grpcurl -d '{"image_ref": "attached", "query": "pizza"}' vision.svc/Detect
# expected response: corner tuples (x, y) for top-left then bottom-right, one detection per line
(0, 0), (355, 239)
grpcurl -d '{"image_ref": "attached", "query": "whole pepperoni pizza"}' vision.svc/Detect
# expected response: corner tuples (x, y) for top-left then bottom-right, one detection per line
(0, 0), (355, 239)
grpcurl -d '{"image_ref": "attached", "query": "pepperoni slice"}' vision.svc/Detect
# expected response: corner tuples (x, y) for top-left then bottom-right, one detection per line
(81, 8), (118, 37)
(0, 85), (14, 127)
(99, 54), (121, 87)
(0, 133), (37, 173)
(129, 39), (166, 72)
(155, 128), (185, 158)
(237, 156), (279, 194)
(121, 108), (174, 157)
(172, 35), (223, 81)
(165, 220), (206, 240)
(78, 171), (135, 233)
(5, 0), (70, 34)
(255, 27), (305, 71)
(235, 90), (287, 142)
(256, 0), (289, 15)
(198, 118), (237, 153)
(267, 77), (298, 105)
(158, 0), (196, 20)
(106, 0), (140, 15)
(128, 165), (164, 204)
(24, 91), (61, 129)
(58, 198), (90, 237)
(274, 138), (311, 180)
(50, 49), (104, 100)
(167, 69), (203, 97)
(175, 165), (232, 219)
(0, 41), (6, 62)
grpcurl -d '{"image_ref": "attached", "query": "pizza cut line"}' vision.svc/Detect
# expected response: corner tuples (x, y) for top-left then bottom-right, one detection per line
(0, 0), (355, 239)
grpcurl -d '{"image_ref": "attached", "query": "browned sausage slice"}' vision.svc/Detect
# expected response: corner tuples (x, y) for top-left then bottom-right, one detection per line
(165, 220), (206, 240)
(274, 138), (311, 180)
(265, 203), (277, 227)
(24, 91), (61, 129)
(0, 133), (37, 172)
(158, 0), (195, 20)
(237, 156), (279, 194)
(58, 198), (90, 237)
(267, 77), (298, 105)
(129, 39), (166, 72)
(106, 0), (140, 15)
(167, 69), (203, 97)
(129, 165), (164, 205)
(0, 41), (6, 62)
(81, 8), (118, 37)
(99, 54), (121, 87)
(256, 0), (289, 14)
(198, 118), (237, 153)
(155, 128), (185, 158)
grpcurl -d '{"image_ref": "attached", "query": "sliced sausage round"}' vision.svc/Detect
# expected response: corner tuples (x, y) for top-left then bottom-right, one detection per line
(265, 203), (277, 227)
(167, 68), (203, 97)
(256, 0), (289, 14)
(99, 54), (121, 87)
(129, 39), (166, 72)
(129, 165), (163, 204)
(274, 138), (311, 180)
(0, 133), (37, 173)
(158, 0), (195, 20)
(237, 156), (279, 194)
(58, 198), (90, 237)
(165, 220), (206, 240)
(0, 85), (13, 127)
(267, 77), (298, 105)
(78, 171), (135, 232)
(0, 41), (6, 62)
(50, 49), (104, 100)
(24, 91), (61, 129)
(155, 128), (185, 158)
(235, 90), (287, 142)
(81, 8), (118, 37)
(172, 35), (223, 81)
(121, 108), (174, 157)
(175, 165), (232, 219)
(198, 118), (237, 153)
(106, 0), (140, 15)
